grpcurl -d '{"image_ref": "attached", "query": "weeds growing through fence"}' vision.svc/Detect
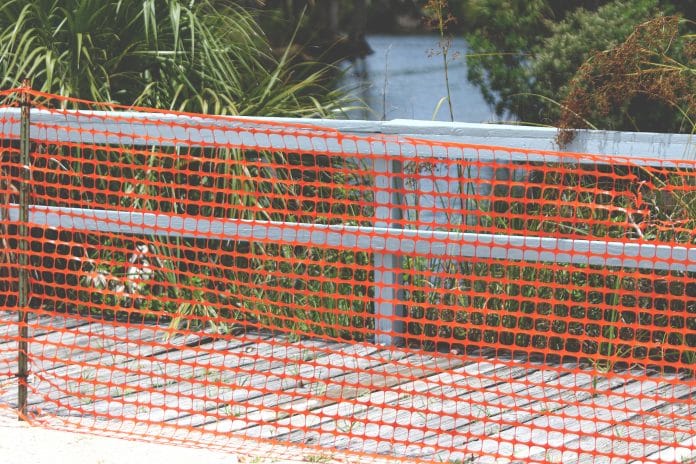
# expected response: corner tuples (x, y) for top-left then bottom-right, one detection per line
(23, 136), (376, 341)
(2, 86), (695, 374)
(400, 155), (696, 372)
(424, 0), (458, 122)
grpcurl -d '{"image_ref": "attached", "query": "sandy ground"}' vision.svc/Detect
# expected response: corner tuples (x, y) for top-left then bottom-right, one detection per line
(0, 408), (240, 464)
(0, 405), (392, 464)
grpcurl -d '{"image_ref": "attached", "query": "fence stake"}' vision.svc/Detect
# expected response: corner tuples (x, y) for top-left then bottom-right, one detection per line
(17, 85), (31, 420)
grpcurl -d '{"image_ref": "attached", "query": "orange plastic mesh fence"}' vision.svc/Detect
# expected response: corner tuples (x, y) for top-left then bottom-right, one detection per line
(1, 88), (695, 463)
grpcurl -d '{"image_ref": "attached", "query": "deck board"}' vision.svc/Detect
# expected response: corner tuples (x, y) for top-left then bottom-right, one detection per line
(35, 332), (274, 418)
(427, 373), (630, 463)
(230, 350), (465, 442)
(522, 377), (696, 464)
(294, 360), (535, 455)
(0, 312), (91, 340)
(188, 342), (386, 432)
(1, 324), (171, 407)
(0, 317), (694, 463)
(266, 358), (509, 446)
(438, 373), (694, 463)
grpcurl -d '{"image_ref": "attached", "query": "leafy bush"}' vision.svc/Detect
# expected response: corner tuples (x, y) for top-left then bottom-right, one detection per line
(557, 15), (695, 142)
(464, 0), (694, 132)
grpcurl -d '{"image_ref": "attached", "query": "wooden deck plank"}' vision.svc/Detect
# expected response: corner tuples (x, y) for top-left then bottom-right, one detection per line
(267, 358), (507, 439)
(196, 344), (408, 435)
(0, 322), (120, 369)
(0, 312), (91, 342)
(0, 322), (137, 406)
(584, 400), (696, 464)
(300, 363), (562, 457)
(341, 368), (566, 457)
(266, 358), (516, 453)
(73, 336), (332, 423)
(0, 311), (16, 376)
(439, 373), (692, 464)
(156, 338), (343, 426)
(0, 315), (171, 372)
(0, 310), (17, 330)
(180, 342), (390, 431)
(2, 324), (239, 409)
(2, 316), (694, 464)
(392, 365), (581, 459)
(81, 336), (320, 429)
(225, 351), (467, 447)
(634, 435), (696, 464)
(35, 333), (255, 397)
(624, 401), (696, 464)
(524, 376), (696, 464)
(32, 333), (267, 416)
(0, 323), (166, 406)
(422, 369), (628, 462)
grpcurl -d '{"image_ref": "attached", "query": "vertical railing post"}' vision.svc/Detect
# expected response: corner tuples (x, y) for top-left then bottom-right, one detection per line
(17, 85), (31, 420)
(373, 155), (404, 346)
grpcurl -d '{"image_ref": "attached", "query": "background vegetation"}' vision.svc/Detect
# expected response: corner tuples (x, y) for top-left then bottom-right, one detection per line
(0, 0), (346, 116)
(458, 0), (695, 134)
(249, 1), (694, 134)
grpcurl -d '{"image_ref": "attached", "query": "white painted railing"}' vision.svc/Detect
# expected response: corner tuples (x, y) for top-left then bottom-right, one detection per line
(3, 108), (695, 345)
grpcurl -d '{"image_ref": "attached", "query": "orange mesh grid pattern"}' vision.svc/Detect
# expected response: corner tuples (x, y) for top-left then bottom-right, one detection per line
(1, 88), (695, 463)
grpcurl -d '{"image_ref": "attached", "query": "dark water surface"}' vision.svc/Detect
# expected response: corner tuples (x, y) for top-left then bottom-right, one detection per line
(340, 34), (496, 122)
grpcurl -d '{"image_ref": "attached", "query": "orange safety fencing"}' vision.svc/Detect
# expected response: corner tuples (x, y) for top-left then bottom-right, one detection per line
(1, 88), (695, 463)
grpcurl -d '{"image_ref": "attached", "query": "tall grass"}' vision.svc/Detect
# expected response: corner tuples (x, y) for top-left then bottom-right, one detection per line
(400, 156), (696, 372)
(424, 0), (457, 122)
(0, 0), (347, 117)
(0, 1), (371, 338)
(24, 134), (374, 340)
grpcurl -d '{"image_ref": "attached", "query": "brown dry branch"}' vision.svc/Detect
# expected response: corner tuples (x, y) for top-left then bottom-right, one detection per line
(557, 16), (695, 146)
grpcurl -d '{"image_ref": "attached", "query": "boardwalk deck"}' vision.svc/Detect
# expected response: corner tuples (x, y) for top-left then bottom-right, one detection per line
(1, 311), (695, 464)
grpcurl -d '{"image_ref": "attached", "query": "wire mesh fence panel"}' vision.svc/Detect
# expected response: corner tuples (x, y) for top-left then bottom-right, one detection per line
(0, 88), (695, 463)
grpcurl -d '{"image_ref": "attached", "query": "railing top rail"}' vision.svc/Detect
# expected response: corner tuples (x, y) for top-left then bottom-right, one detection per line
(0, 108), (693, 164)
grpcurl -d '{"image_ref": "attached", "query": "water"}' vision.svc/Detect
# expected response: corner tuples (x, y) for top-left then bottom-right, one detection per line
(338, 35), (513, 235)
(340, 34), (496, 122)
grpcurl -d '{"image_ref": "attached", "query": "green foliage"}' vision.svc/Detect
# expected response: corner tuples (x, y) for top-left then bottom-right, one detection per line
(403, 256), (696, 371)
(558, 15), (695, 138)
(32, 140), (374, 340)
(463, 0), (552, 116)
(463, 0), (694, 132)
(529, 0), (661, 124)
(0, 0), (346, 116)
